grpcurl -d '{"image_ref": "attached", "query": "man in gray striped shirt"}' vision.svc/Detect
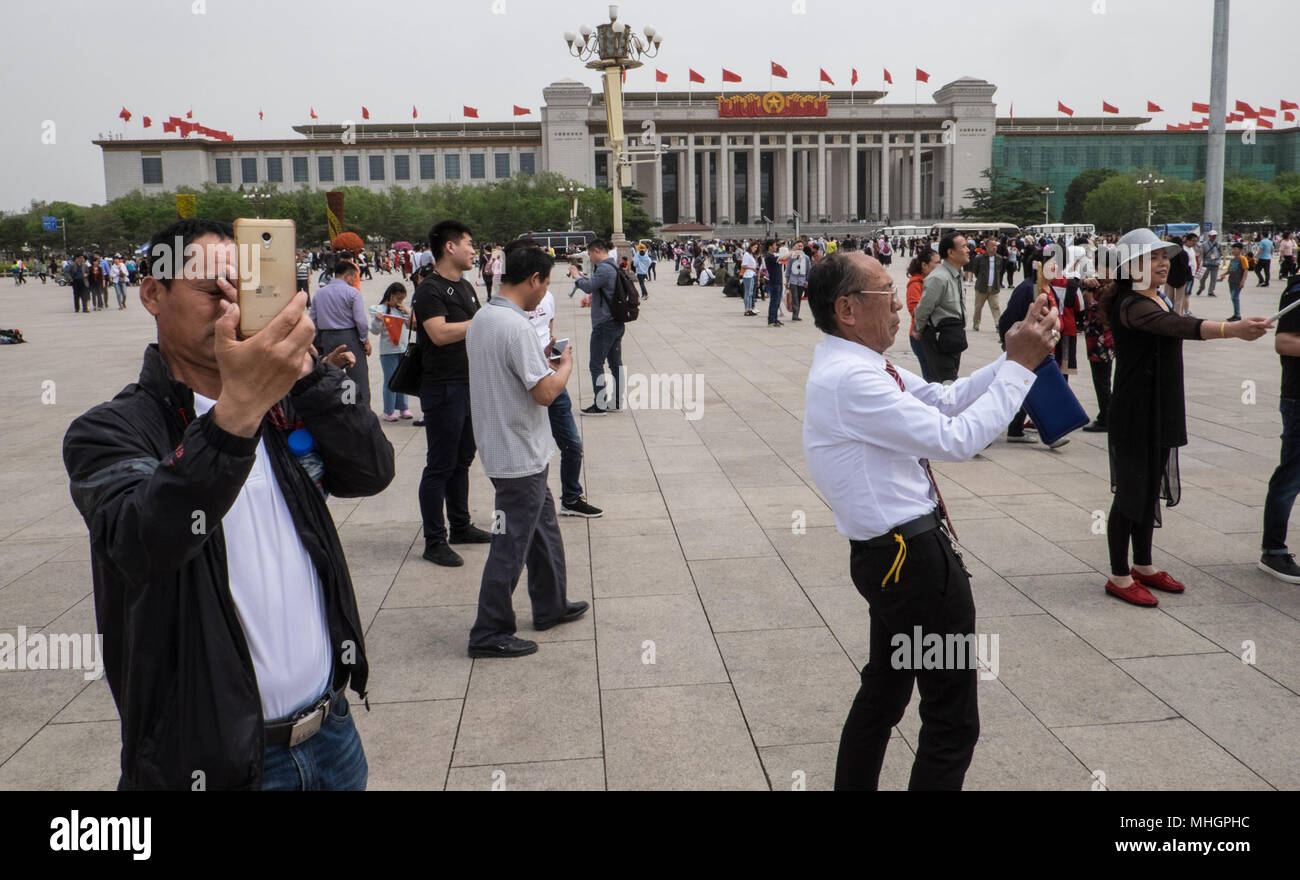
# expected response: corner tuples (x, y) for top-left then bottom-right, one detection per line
(465, 241), (588, 658)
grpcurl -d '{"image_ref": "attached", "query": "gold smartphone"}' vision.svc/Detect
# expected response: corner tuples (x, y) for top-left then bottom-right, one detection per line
(233, 218), (297, 337)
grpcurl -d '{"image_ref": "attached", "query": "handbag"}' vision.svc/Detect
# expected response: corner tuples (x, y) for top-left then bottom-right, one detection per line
(386, 314), (422, 396)
(1022, 356), (1090, 445)
(926, 316), (968, 355)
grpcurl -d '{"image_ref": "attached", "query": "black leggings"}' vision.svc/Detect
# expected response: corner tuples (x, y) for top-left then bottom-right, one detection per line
(1107, 502), (1156, 577)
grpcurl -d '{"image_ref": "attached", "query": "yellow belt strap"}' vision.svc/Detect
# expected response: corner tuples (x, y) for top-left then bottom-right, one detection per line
(881, 533), (908, 586)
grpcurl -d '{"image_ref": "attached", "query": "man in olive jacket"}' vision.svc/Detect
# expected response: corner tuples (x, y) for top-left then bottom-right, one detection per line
(971, 238), (1003, 332)
(63, 219), (395, 790)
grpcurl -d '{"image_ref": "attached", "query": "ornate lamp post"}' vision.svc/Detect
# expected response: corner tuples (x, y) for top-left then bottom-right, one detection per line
(1138, 174), (1164, 227)
(565, 5), (662, 256)
(1040, 187), (1054, 225)
(559, 182), (586, 231)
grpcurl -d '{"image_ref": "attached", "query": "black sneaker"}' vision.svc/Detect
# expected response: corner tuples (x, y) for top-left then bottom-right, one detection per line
(791, 316), (802, 321)
(1081, 420), (1108, 432)
(580, 403), (608, 416)
(423, 542), (464, 567)
(768, 320), (783, 327)
(560, 498), (603, 518)
(468, 636), (539, 658)
(1258, 553), (1300, 583)
(450, 524), (492, 544)
(534, 601), (590, 631)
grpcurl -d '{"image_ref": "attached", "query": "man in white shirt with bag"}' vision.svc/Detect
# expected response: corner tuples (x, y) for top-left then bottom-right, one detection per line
(802, 250), (1058, 790)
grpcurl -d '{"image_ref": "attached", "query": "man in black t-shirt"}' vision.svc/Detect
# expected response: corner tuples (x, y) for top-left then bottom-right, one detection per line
(1261, 278), (1300, 582)
(412, 219), (493, 566)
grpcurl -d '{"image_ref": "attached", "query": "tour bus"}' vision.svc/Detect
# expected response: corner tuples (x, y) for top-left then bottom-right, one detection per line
(878, 225), (931, 241)
(1151, 223), (1201, 239)
(1023, 223), (1096, 239)
(928, 221), (1021, 241)
(524, 230), (596, 253)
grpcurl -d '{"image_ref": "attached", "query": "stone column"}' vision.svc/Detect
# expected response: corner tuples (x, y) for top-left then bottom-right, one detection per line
(653, 145), (664, 223)
(784, 133), (794, 223)
(718, 135), (730, 224)
(685, 134), (696, 223)
(912, 132), (923, 219)
(816, 132), (827, 220)
(701, 147), (711, 225)
(880, 142), (891, 221)
(848, 135), (859, 221)
(749, 135), (761, 223)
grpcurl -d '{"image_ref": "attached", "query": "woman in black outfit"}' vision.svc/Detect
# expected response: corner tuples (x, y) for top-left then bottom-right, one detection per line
(1098, 229), (1270, 607)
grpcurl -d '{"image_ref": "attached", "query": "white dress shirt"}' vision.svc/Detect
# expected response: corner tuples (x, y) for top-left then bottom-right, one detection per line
(192, 393), (333, 721)
(803, 335), (1037, 540)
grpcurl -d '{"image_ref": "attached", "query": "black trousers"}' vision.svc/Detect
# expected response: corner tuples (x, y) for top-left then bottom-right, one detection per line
(920, 334), (960, 383)
(468, 466), (568, 648)
(1089, 358), (1113, 425)
(835, 527), (980, 791)
(316, 328), (370, 408)
(418, 383), (476, 543)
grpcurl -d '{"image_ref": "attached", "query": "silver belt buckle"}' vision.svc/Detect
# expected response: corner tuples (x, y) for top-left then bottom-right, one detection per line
(287, 694), (330, 747)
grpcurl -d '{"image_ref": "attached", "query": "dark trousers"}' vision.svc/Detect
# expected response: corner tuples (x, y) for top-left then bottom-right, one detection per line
(468, 466), (568, 648)
(1263, 398), (1300, 553)
(836, 528), (980, 791)
(1106, 448), (1168, 576)
(1281, 255), (1297, 279)
(789, 283), (804, 319)
(548, 389), (584, 504)
(418, 382), (476, 544)
(1008, 407), (1029, 436)
(767, 277), (782, 323)
(646, 260), (656, 280)
(589, 320), (625, 411)
(921, 334), (960, 383)
(909, 334), (931, 380)
(72, 286), (89, 312)
(637, 274), (649, 298)
(1089, 358), (1113, 425)
(1255, 258), (1271, 285)
(316, 328), (370, 408)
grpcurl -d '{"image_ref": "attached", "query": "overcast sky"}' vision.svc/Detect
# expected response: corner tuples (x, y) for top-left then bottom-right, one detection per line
(1, 0), (1293, 212)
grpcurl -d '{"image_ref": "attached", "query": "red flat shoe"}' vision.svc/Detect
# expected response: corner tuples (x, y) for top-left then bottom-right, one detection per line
(1105, 579), (1159, 607)
(1130, 568), (1185, 593)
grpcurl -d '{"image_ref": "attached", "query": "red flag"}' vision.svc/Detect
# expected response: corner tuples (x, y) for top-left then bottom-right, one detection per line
(1165, 124), (1178, 131)
(310, 106), (318, 119)
(1057, 101), (1074, 116)
(915, 68), (929, 83)
(851, 68), (859, 86)
(1192, 101), (1211, 114)
(771, 61), (788, 78)
(689, 69), (705, 84)
(1147, 100), (1163, 112)
(1235, 99), (1253, 112)
(819, 68), (835, 86)
(1258, 117), (1274, 129)
(513, 105), (531, 116)
(185, 109), (193, 119)
(258, 109), (263, 120)
(721, 68), (741, 83)
(1259, 106), (1277, 117)
(883, 68), (892, 84)
(118, 107), (131, 122)
(1230, 112), (1244, 122)
(463, 106), (479, 118)
(1242, 105), (1258, 119)
(162, 121), (176, 133)
(655, 69), (668, 83)
(142, 116), (152, 128)
(1286, 111), (1296, 122)
(1101, 101), (1119, 114)
(412, 105), (418, 119)
(621, 69), (626, 84)
(1281, 99), (1298, 111)
(362, 106), (370, 119)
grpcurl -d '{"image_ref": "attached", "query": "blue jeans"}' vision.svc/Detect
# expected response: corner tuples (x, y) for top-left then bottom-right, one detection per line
(589, 320), (625, 410)
(742, 274), (756, 310)
(637, 274), (649, 298)
(909, 333), (931, 380)
(1263, 398), (1300, 553)
(261, 697), (367, 790)
(1228, 283), (1242, 316)
(548, 389), (584, 503)
(767, 277), (782, 323)
(379, 352), (410, 414)
(113, 281), (126, 307)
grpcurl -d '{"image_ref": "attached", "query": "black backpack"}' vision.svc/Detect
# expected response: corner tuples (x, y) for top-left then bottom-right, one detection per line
(601, 267), (641, 323)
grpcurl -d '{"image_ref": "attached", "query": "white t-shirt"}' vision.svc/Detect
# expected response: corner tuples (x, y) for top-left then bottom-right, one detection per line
(525, 290), (555, 352)
(192, 394), (333, 721)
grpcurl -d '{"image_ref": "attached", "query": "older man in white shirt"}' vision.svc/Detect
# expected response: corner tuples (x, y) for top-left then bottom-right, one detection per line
(802, 250), (1058, 790)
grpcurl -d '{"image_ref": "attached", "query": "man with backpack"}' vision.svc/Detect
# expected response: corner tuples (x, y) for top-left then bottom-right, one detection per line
(569, 241), (638, 415)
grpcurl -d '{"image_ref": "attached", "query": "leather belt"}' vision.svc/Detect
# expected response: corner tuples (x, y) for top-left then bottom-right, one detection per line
(265, 689), (344, 748)
(852, 509), (943, 550)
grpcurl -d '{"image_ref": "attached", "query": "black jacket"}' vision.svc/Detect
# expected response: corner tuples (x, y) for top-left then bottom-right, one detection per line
(1167, 247), (1193, 287)
(63, 345), (395, 790)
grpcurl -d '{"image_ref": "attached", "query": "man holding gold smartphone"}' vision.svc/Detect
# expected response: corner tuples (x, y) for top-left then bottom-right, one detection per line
(63, 218), (395, 790)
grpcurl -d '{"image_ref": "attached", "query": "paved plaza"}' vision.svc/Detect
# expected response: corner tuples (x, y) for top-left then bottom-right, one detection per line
(1, 260), (1297, 791)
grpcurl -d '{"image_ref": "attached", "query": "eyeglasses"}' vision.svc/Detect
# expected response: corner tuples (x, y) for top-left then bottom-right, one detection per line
(851, 282), (898, 299)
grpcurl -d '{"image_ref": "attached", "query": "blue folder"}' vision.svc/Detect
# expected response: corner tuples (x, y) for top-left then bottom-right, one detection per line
(1022, 356), (1090, 446)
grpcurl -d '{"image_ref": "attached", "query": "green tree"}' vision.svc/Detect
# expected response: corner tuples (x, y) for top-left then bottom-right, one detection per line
(1083, 175), (1149, 232)
(959, 169), (1044, 227)
(1061, 168), (1118, 223)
